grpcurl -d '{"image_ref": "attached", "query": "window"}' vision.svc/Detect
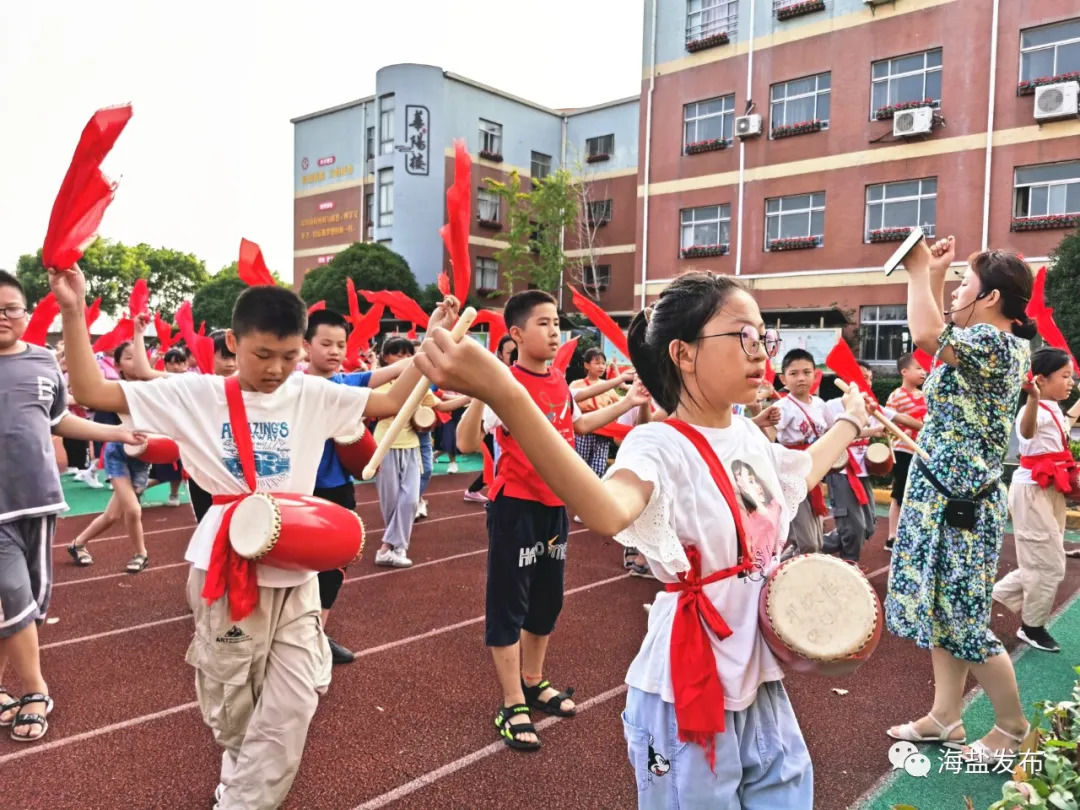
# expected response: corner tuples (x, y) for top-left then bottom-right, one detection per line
(366, 126), (375, 162)
(477, 257), (499, 291)
(479, 119), (502, 156)
(861, 305), (909, 362)
(684, 95), (736, 148)
(378, 169), (393, 227)
(765, 192), (825, 247)
(379, 96), (394, 155)
(584, 264), (611, 293)
(587, 199), (612, 225)
(531, 151), (551, 180)
(770, 73), (831, 130)
(871, 49), (942, 116)
(686, 0), (738, 43)
(586, 134), (614, 159)
(680, 205), (731, 250)
(1020, 18), (1080, 82)
(365, 192), (374, 240)
(477, 188), (500, 222)
(1014, 161), (1080, 217)
(865, 178), (937, 240)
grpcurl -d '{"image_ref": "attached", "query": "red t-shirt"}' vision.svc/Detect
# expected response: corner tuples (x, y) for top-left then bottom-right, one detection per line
(488, 365), (579, 507)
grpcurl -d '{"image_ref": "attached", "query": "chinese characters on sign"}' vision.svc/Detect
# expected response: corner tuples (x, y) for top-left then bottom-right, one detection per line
(404, 105), (429, 176)
(297, 207), (360, 241)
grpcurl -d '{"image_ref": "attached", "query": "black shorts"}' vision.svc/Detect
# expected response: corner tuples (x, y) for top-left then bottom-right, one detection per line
(189, 478), (213, 523)
(314, 482), (358, 610)
(891, 450), (914, 503)
(484, 494), (569, 647)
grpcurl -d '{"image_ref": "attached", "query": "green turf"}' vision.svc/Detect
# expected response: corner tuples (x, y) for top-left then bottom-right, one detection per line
(859, 591), (1080, 810)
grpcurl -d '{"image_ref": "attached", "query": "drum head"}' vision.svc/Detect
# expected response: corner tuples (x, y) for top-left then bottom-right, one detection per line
(230, 494), (280, 560)
(866, 443), (890, 464)
(335, 429), (365, 445)
(123, 441), (148, 458)
(765, 555), (878, 662)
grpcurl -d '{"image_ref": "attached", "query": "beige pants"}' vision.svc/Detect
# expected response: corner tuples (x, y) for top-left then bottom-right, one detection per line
(186, 568), (332, 810)
(992, 482), (1067, 627)
(782, 496), (823, 559)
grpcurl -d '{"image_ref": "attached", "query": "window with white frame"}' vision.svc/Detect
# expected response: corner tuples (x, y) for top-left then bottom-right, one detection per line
(1020, 18), (1080, 82)
(765, 192), (825, 247)
(770, 73), (831, 130)
(865, 178), (937, 240)
(366, 126), (375, 162)
(584, 264), (611, 293)
(680, 205), (731, 250)
(379, 96), (394, 154)
(477, 257), (499, 291)
(1014, 161), (1080, 218)
(861, 305), (909, 362)
(586, 134), (614, 158)
(378, 169), (393, 227)
(686, 0), (739, 43)
(477, 188), (500, 222)
(588, 199), (612, 225)
(479, 120), (502, 156)
(684, 95), (736, 147)
(531, 151), (551, 180)
(365, 192), (374, 240)
(870, 49), (942, 116)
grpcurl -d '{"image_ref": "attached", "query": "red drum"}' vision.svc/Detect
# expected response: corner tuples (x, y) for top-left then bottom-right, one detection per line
(865, 443), (894, 477)
(334, 428), (377, 480)
(124, 436), (180, 464)
(759, 553), (882, 677)
(229, 493), (365, 571)
(411, 405), (436, 434)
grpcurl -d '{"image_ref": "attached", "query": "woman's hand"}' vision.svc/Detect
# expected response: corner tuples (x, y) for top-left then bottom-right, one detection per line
(415, 327), (514, 404)
(928, 235), (955, 276)
(427, 295), (461, 333)
(842, 385), (871, 427)
(47, 264), (88, 313)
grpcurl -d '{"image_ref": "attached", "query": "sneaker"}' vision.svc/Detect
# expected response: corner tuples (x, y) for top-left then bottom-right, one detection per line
(463, 490), (488, 504)
(166, 494), (181, 507)
(884, 537), (895, 553)
(414, 499), (428, 520)
(1017, 624), (1060, 653)
(447, 461), (458, 474)
(62, 467), (79, 476)
(391, 548), (413, 568)
(375, 548), (413, 568)
(1066, 547), (1080, 559)
(215, 783), (225, 802)
(327, 637), (355, 665)
(374, 548), (396, 567)
(76, 469), (104, 489)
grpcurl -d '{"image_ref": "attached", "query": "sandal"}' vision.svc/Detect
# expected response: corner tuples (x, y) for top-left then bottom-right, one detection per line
(629, 562), (656, 579)
(10, 693), (53, 742)
(126, 553), (149, 573)
(522, 678), (576, 718)
(887, 712), (966, 744)
(623, 546), (638, 569)
(962, 724), (1030, 766)
(68, 543), (93, 566)
(494, 704), (541, 752)
(0, 687), (20, 727)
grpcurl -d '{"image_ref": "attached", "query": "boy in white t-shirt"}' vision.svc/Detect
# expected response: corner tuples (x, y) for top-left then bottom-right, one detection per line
(50, 265), (458, 810)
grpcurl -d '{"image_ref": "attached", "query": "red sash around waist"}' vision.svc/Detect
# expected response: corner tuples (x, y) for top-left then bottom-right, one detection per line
(1020, 451), (1075, 493)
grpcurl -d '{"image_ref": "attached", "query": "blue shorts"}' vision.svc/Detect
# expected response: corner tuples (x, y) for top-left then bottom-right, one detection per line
(103, 442), (151, 491)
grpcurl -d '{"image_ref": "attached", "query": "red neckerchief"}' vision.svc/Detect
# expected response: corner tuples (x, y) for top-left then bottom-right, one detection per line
(663, 419), (755, 771)
(200, 375), (260, 620)
(1019, 403), (1077, 494)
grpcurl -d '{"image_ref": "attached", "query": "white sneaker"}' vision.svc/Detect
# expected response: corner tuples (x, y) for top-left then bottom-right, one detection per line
(166, 495), (181, 507)
(447, 461), (458, 474)
(375, 548), (396, 567)
(392, 548), (413, 567)
(414, 499), (428, 520)
(62, 467), (79, 476)
(77, 469), (104, 489)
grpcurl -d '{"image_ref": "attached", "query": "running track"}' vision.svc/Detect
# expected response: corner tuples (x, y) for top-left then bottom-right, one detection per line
(5, 474), (1078, 809)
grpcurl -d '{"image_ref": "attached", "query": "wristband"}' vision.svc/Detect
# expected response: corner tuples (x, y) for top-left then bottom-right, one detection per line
(834, 414), (863, 438)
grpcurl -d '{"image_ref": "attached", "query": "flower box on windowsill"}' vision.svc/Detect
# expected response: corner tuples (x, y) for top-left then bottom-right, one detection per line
(1017, 72), (1080, 96)
(874, 98), (933, 120)
(771, 120), (824, 139)
(681, 244), (729, 258)
(1010, 214), (1080, 232)
(586, 152), (610, 164)
(685, 138), (728, 154)
(869, 227), (914, 243)
(685, 31), (729, 52)
(768, 236), (820, 252)
(478, 150), (503, 163)
(477, 219), (501, 231)
(776, 0), (826, 20)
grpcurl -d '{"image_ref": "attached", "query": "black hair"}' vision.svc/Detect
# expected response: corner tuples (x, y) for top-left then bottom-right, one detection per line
(379, 335), (415, 361)
(504, 289), (558, 331)
(896, 352), (917, 374)
(583, 347), (606, 364)
(305, 309), (349, 342)
(163, 348), (186, 365)
(626, 271), (745, 414)
(1020, 347), (1072, 405)
(781, 348), (815, 371)
(496, 334), (517, 364)
(211, 330), (235, 359)
(112, 341), (132, 367)
(967, 250), (1037, 339)
(231, 285), (307, 339)
(857, 360), (872, 373)
(0, 269), (25, 302)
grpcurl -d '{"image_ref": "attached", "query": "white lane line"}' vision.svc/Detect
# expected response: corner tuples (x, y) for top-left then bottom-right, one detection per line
(353, 684), (629, 810)
(51, 523), (197, 550)
(41, 615), (192, 650)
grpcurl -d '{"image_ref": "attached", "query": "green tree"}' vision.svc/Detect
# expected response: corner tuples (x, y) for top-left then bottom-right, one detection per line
(484, 171), (533, 296)
(299, 242), (419, 314)
(1047, 226), (1080, 361)
(190, 264), (252, 331)
(131, 243), (209, 318)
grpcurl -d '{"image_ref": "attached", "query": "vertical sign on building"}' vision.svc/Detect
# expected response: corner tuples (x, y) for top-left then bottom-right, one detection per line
(404, 105), (430, 176)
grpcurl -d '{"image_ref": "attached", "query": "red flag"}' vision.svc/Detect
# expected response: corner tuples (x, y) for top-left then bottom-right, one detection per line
(440, 140), (472, 300)
(128, 278), (150, 319)
(345, 302), (385, 370)
(307, 300), (326, 315)
(345, 278), (362, 325)
(437, 273), (451, 297)
(24, 292), (60, 346)
(84, 297), (102, 331)
(810, 368), (823, 395)
(359, 289), (430, 331)
(42, 105), (133, 271)
(1027, 266), (1080, 375)
(570, 286), (629, 360)
(237, 238), (275, 286)
(197, 321), (206, 337)
(825, 339), (876, 402)
(470, 308), (507, 354)
(92, 318), (134, 354)
(176, 301), (214, 374)
(552, 337), (579, 375)
(154, 312), (175, 350)
(912, 347), (934, 373)
(764, 359), (775, 385)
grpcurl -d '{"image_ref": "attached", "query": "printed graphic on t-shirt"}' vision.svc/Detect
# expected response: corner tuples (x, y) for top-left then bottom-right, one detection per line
(220, 421), (292, 485)
(731, 454), (784, 579)
(537, 390), (574, 434)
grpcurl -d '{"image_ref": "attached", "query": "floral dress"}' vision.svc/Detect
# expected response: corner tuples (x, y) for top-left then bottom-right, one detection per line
(885, 323), (1029, 662)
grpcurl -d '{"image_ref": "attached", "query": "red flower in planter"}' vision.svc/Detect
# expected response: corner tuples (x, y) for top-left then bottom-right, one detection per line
(1010, 214), (1080, 232)
(874, 98), (934, 120)
(768, 236), (820, 251)
(681, 243), (730, 258)
(685, 31), (730, 52)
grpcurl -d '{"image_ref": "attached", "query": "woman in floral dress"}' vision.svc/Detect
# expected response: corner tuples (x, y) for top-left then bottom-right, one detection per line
(885, 237), (1035, 764)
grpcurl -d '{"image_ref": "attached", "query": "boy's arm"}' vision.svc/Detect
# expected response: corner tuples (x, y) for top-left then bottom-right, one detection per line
(366, 357), (408, 388)
(131, 314), (169, 380)
(53, 413), (145, 445)
(572, 373), (632, 403)
(456, 398), (486, 454)
(434, 394), (471, 413)
(574, 381), (650, 434)
(892, 412), (922, 430)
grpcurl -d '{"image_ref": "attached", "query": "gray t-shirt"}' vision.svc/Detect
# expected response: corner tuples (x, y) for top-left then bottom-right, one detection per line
(0, 343), (67, 523)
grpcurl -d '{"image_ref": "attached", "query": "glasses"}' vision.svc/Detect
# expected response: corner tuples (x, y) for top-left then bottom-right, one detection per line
(0, 305), (27, 320)
(699, 326), (782, 358)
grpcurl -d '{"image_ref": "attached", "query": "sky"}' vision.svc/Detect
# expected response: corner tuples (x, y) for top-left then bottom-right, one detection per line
(1, 1), (643, 283)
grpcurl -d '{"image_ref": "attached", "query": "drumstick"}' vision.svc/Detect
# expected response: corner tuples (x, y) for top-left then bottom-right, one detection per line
(361, 307), (478, 480)
(834, 379), (930, 460)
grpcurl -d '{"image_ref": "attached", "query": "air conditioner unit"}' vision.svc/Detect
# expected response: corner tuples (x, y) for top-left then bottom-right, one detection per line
(892, 106), (933, 137)
(735, 114), (762, 138)
(1034, 82), (1079, 121)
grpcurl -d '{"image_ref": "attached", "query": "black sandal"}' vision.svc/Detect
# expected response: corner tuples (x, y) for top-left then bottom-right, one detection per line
(126, 553), (149, 573)
(0, 686), (19, 727)
(522, 678), (576, 717)
(10, 693), (52, 742)
(494, 704), (541, 751)
(623, 546), (638, 569)
(68, 543), (93, 566)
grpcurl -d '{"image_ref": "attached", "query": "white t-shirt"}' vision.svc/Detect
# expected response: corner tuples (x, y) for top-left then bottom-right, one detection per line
(825, 399), (897, 477)
(120, 373), (371, 587)
(605, 417), (811, 710)
(1013, 401), (1068, 486)
(776, 395), (831, 447)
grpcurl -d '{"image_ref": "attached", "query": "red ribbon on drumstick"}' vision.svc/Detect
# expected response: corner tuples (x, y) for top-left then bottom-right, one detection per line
(24, 292), (60, 346)
(175, 301), (214, 374)
(570, 286), (629, 360)
(439, 140), (472, 301)
(237, 238), (276, 286)
(1027, 266), (1079, 375)
(470, 309), (507, 355)
(84, 297), (102, 331)
(551, 337), (579, 376)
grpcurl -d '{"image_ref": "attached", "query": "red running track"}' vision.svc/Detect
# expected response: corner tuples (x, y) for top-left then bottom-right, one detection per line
(4, 474), (1078, 810)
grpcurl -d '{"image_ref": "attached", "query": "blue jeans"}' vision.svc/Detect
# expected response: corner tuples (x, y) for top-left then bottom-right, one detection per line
(102, 442), (150, 491)
(418, 432), (433, 496)
(622, 682), (812, 809)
